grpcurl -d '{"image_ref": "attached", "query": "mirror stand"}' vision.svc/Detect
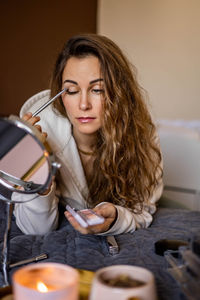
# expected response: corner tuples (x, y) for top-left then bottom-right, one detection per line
(1, 194), (53, 287)
(1, 199), (13, 287)
(1, 198), (48, 287)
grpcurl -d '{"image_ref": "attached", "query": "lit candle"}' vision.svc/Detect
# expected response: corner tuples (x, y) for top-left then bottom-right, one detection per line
(12, 262), (79, 300)
(36, 281), (49, 292)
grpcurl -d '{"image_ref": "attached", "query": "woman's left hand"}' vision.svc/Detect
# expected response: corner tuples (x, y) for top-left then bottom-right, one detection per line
(64, 203), (117, 234)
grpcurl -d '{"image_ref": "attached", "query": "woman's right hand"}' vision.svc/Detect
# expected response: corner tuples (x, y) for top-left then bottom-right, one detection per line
(22, 112), (48, 141)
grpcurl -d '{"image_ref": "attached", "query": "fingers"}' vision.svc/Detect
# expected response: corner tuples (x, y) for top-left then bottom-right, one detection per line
(64, 204), (117, 234)
(93, 203), (117, 219)
(22, 112), (40, 126)
(22, 112), (32, 121)
(64, 211), (89, 234)
(42, 132), (48, 138)
(35, 124), (42, 131)
(22, 112), (48, 139)
(34, 125), (48, 138)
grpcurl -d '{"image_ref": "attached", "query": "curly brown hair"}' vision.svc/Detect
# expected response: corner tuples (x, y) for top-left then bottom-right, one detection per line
(50, 33), (162, 212)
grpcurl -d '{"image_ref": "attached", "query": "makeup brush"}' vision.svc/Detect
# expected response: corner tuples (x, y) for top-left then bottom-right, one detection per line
(32, 88), (66, 117)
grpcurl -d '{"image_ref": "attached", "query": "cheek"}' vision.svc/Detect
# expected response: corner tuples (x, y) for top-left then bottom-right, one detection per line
(61, 100), (74, 122)
(98, 99), (104, 118)
(62, 100), (68, 111)
(99, 106), (103, 119)
(62, 98), (73, 113)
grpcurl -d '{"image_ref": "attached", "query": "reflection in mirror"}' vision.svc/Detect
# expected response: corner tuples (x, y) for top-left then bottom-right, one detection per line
(0, 117), (51, 201)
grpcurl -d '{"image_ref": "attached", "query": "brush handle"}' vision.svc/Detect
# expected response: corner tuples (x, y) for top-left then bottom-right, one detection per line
(32, 88), (66, 117)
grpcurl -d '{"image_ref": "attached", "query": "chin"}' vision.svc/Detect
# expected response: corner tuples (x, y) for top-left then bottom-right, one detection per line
(79, 129), (99, 135)
(76, 124), (101, 135)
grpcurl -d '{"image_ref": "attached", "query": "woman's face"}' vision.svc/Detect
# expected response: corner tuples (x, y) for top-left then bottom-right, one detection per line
(61, 55), (105, 140)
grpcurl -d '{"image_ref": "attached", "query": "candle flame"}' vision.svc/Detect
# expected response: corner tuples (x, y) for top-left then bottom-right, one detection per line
(36, 281), (48, 293)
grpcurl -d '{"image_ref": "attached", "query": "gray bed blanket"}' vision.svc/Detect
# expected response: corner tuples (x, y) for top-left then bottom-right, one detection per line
(0, 201), (200, 300)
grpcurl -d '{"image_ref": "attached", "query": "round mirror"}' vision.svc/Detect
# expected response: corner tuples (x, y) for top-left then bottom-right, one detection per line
(0, 116), (55, 203)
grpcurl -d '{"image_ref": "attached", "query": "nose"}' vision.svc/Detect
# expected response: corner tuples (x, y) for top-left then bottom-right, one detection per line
(79, 91), (92, 111)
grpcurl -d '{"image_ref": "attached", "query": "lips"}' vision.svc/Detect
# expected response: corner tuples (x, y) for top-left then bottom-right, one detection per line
(77, 117), (95, 123)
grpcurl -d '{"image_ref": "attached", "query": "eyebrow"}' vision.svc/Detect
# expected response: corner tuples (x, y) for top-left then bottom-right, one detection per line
(89, 78), (103, 84)
(63, 78), (103, 85)
(63, 79), (77, 85)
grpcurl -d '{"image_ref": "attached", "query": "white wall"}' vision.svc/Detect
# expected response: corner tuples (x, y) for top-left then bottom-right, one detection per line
(97, 0), (200, 120)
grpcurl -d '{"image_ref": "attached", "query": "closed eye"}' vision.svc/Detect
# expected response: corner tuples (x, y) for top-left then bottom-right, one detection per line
(66, 89), (79, 95)
(92, 89), (105, 94)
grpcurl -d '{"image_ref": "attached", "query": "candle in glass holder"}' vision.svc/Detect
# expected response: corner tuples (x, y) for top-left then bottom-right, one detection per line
(12, 262), (79, 300)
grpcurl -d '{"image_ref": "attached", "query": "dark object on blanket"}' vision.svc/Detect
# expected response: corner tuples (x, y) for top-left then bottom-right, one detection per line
(154, 239), (189, 256)
(192, 235), (200, 256)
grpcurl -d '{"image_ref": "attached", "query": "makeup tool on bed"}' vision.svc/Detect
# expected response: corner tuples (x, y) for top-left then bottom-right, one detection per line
(106, 236), (119, 255)
(9, 253), (48, 269)
(32, 88), (66, 117)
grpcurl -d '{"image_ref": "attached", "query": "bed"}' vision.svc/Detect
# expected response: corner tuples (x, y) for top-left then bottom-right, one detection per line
(0, 200), (200, 300)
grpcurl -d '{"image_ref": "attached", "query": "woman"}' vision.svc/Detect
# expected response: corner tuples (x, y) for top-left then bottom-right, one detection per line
(14, 33), (163, 235)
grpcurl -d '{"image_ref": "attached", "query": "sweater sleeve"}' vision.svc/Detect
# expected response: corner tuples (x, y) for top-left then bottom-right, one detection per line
(13, 182), (59, 235)
(97, 177), (163, 235)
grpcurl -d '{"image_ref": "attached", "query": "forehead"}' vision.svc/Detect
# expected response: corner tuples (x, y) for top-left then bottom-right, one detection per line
(62, 56), (101, 81)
